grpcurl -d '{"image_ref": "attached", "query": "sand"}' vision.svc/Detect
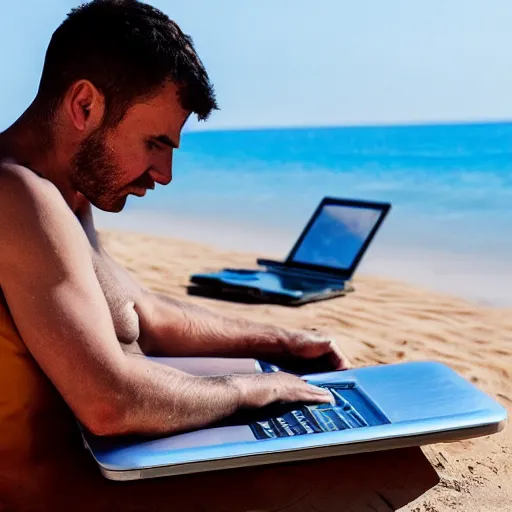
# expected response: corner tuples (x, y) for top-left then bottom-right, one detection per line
(99, 229), (512, 512)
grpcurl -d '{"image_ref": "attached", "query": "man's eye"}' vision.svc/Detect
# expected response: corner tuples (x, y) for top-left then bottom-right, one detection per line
(146, 141), (160, 151)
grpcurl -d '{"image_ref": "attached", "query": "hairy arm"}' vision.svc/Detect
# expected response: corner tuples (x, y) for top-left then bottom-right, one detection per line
(0, 166), (332, 436)
(135, 291), (292, 357)
(104, 249), (349, 372)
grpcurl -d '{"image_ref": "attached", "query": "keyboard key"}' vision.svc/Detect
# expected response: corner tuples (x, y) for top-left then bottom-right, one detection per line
(275, 417), (295, 437)
(279, 413), (306, 435)
(299, 408), (324, 433)
(252, 421), (278, 439)
(311, 408), (339, 432)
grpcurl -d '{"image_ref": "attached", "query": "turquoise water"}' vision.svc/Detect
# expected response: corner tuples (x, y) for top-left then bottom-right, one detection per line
(95, 121), (512, 305)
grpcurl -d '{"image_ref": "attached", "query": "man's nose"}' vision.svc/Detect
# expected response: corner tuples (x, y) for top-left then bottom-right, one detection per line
(155, 168), (172, 185)
(152, 159), (173, 185)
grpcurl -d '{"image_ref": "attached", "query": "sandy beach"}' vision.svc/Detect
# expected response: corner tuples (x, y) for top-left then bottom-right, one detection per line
(97, 228), (511, 512)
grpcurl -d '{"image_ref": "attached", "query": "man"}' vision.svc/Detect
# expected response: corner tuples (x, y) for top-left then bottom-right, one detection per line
(0, 0), (349, 508)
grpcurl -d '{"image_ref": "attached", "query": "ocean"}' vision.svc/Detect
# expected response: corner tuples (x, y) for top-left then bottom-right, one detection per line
(95, 121), (512, 307)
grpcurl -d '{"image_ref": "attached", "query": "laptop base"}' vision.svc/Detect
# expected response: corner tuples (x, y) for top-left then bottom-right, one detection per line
(96, 422), (502, 481)
(189, 265), (354, 306)
(82, 361), (507, 481)
(187, 280), (352, 307)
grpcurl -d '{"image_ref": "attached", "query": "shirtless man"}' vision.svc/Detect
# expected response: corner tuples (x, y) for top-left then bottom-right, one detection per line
(0, 0), (348, 447)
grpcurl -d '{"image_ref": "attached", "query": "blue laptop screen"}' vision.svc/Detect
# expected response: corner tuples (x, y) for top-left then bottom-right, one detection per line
(290, 204), (383, 270)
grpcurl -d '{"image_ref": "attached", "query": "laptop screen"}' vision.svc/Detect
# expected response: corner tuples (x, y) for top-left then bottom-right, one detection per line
(288, 201), (386, 273)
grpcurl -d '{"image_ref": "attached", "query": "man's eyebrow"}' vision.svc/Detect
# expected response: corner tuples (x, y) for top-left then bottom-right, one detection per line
(152, 135), (178, 149)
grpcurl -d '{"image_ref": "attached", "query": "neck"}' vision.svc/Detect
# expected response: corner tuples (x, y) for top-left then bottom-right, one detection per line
(0, 102), (83, 212)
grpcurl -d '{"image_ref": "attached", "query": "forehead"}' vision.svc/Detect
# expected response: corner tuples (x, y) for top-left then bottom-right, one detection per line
(118, 81), (190, 139)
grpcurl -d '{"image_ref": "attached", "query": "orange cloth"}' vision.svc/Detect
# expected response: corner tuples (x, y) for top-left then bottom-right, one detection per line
(0, 295), (162, 511)
(0, 295), (83, 510)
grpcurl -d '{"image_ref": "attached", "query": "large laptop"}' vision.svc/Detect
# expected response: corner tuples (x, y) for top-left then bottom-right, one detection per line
(188, 197), (391, 305)
(82, 360), (507, 481)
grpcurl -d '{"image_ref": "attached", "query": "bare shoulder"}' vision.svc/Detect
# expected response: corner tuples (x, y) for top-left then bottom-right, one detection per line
(0, 162), (89, 273)
(0, 161), (67, 210)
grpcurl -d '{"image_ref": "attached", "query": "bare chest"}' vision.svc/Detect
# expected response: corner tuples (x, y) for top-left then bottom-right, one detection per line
(90, 249), (142, 348)
(76, 200), (142, 350)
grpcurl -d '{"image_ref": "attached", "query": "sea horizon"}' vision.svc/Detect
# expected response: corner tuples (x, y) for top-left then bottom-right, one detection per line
(185, 117), (512, 134)
(95, 120), (512, 308)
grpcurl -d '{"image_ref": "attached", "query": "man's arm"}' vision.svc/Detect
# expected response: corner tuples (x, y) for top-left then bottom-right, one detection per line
(0, 166), (333, 436)
(106, 249), (350, 373)
(136, 291), (291, 357)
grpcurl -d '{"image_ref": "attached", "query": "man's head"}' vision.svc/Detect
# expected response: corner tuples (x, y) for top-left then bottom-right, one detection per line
(35, 0), (218, 212)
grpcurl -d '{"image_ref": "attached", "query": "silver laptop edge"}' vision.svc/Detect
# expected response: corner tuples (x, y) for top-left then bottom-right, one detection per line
(82, 361), (507, 481)
(92, 421), (505, 481)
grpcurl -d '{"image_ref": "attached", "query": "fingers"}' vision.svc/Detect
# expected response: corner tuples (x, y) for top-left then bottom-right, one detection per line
(270, 329), (353, 374)
(299, 334), (352, 371)
(273, 373), (335, 405)
(325, 340), (352, 370)
(304, 383), (336, 404)
(293, 334), (334, 358)
(310, 330), (353, 370)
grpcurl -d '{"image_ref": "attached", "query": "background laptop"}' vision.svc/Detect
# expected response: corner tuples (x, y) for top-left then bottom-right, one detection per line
(81, 360), (507, 481)
(189, 196), (392, 305)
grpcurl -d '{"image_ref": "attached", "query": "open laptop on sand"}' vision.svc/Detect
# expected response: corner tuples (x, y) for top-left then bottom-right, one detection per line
(188, 197), (391, 305)
(82, 360), (507, 481)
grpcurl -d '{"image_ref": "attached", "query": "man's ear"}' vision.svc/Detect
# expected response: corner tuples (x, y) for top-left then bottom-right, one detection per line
(64, 80), (105, 133)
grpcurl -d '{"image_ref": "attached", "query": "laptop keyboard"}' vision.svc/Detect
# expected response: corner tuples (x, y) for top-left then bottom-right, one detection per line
(250, 383), (389, 440)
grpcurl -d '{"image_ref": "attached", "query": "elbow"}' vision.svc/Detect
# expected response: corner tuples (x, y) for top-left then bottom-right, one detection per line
(80, 396), (128, 437)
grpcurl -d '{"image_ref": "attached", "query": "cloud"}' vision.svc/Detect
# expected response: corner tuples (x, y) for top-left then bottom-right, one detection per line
(323, 205), (381, 239)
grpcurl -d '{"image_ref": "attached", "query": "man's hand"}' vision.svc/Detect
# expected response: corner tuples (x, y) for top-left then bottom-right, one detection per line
(132, 288), (352, 374)
(235, 371), (336, 409)
(263, 329), (352, 374)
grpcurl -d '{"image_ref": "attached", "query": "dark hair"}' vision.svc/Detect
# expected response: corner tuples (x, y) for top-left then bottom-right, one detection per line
(36, 0), (218, 127)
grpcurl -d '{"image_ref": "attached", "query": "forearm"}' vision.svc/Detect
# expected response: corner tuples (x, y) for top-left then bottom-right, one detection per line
(137, 293), (287, 358)
(99, 354), (246, 436)
(91, 353), (334, 437)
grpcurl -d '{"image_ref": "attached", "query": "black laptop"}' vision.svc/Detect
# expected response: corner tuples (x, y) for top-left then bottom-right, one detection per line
(189, 197), (391, 305)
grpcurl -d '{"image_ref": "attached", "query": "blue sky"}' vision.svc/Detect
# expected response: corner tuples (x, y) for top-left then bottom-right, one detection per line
(1, 0), (512, 131)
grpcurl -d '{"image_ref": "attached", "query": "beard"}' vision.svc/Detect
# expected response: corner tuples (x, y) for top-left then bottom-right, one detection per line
(70, 128), (127, 213)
